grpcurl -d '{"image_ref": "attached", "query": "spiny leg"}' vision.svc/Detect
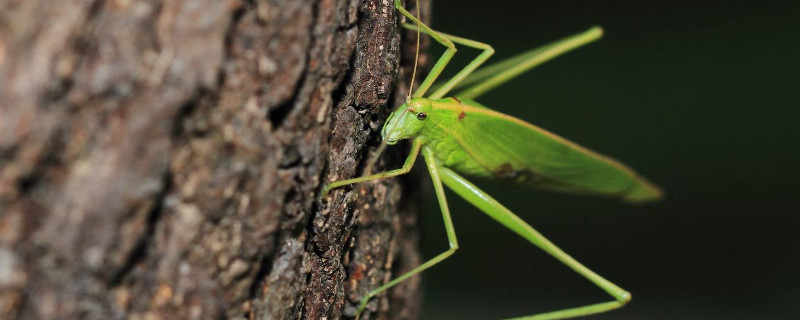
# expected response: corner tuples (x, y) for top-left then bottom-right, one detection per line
(453, 26), (603, 100)
(355, 148), (459, 316)
(402, 23), (495, 99)
(438, 167), (630, 320)
(394, 0), (456, 98)
(322, 139), (422, 197)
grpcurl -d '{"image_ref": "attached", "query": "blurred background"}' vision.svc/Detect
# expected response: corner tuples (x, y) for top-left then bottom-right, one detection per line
(415, 1), (800, 319)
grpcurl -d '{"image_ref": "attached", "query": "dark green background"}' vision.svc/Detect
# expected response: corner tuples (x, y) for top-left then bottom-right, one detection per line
(414, 1), (800, 319)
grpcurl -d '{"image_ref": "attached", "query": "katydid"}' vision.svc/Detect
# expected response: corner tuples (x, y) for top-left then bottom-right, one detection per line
(323, 1), (663, 319)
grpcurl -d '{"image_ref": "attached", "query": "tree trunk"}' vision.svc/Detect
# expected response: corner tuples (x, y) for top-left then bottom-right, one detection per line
(0, 0), (427, 319)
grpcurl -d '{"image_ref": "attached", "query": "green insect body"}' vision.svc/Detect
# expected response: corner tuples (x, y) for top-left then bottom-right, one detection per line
(323, 1), (663, 319)
(384, 97), (662, 203)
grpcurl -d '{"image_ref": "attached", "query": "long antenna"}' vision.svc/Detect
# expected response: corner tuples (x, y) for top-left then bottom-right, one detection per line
(365, 0), (422, 176)
(406, 0), (421, 102)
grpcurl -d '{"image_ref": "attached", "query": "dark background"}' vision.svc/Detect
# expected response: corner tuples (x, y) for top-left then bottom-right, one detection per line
(415, 1), (800, 319)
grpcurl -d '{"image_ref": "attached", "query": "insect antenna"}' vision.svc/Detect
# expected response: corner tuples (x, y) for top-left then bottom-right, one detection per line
(363, 142), (387, 176)
(365, 0), (422, 176)
(406, 0), (421, 102)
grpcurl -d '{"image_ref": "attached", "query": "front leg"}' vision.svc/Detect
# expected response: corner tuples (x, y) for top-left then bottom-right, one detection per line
(354, 147), (459, 317)
(402, 23), (495, 99)
(394, 0), (457, 98)
(322, 139), (422, 197)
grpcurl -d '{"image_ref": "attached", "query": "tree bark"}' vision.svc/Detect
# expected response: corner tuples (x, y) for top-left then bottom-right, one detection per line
(0, 0), (427, 319)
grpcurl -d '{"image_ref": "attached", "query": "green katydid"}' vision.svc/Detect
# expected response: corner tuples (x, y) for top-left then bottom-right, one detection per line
(323, 0), (663, 319)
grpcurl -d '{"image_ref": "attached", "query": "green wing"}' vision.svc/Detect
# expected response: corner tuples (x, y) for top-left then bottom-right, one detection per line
(444, 99), (663, 203)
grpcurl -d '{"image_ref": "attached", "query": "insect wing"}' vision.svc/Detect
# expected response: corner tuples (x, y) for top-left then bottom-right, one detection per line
(449, 102), (662, 203)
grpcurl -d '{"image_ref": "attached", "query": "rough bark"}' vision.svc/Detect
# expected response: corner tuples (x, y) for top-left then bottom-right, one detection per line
(0, 0), (427, 319)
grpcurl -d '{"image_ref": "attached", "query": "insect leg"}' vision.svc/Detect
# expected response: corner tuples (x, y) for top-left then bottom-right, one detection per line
(454, 27), (603, 100)
(438, 166), (631, 320)
(355, 148), (459, 316)
(394, 0), (456, 98)
(322, 139), (422, 197)
(402, 23), (495, 99)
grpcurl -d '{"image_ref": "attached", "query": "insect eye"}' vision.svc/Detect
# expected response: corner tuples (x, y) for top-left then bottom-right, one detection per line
(417, 112), (427, 120)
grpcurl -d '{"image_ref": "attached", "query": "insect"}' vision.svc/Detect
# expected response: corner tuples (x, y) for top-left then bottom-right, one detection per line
(323, 0), (663, 319)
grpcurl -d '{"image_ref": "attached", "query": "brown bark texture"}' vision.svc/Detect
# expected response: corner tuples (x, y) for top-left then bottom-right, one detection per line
(0, 0), (428, 319)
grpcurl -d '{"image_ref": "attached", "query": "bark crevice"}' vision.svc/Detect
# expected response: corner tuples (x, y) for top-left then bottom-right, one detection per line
(0, 0), (427, 319)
